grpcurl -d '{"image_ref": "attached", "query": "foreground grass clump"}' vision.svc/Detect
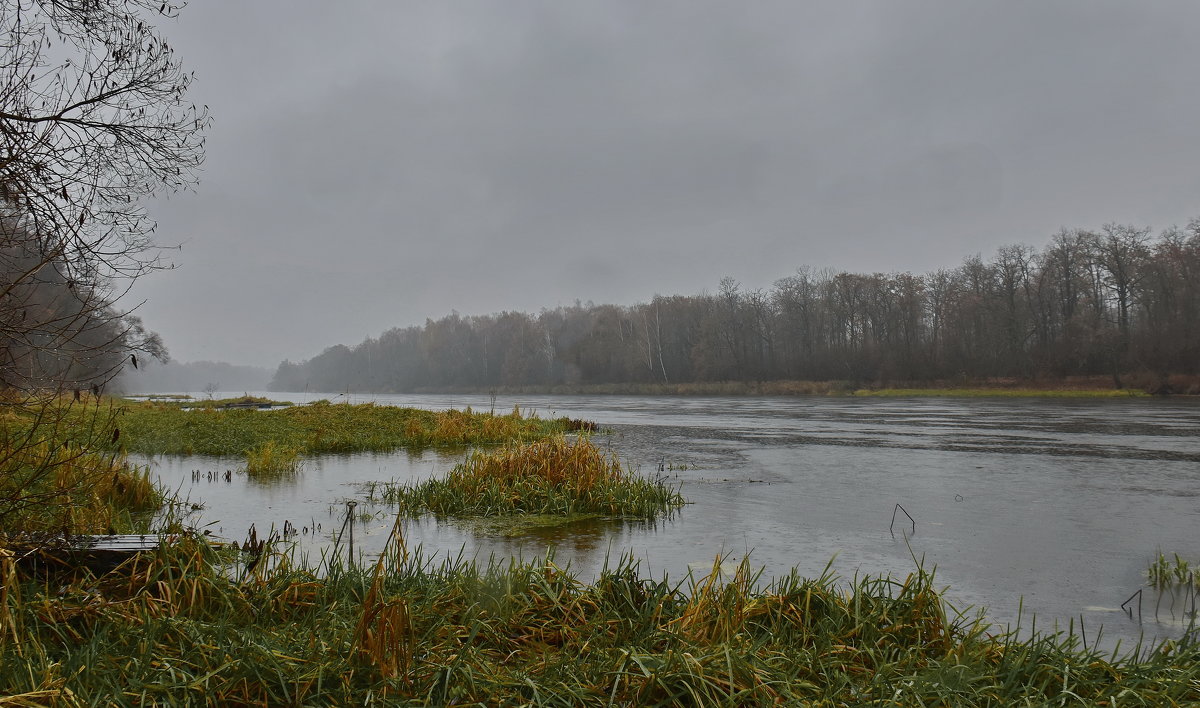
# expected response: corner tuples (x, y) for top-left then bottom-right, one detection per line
(2, 538), (1199, 706)
(383, 435), (685, 518)
(105, 400), (568, 456)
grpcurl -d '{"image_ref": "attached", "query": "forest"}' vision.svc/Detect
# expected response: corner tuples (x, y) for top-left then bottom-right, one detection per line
(270, 220), (1200, 393)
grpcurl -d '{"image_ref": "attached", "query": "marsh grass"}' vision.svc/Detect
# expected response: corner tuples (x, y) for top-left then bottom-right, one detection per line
(242, 440), (302, 481)
(383, 435), (686, 518)
(0, 441), (160, 535)
(2, 533), (1199, 706)
(101, 400), (567, 457)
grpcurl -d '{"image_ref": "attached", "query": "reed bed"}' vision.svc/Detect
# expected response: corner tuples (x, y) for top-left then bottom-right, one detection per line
(101, 400), (568, 457)
(382, 435), (685, 518)
(1, 535), (1198, 706)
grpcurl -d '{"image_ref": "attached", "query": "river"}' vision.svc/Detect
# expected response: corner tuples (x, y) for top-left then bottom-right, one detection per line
(142, 391), (1200, 650)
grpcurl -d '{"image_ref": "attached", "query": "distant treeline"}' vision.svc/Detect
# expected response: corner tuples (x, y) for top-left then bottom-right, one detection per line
(270, 220), (1200, 393)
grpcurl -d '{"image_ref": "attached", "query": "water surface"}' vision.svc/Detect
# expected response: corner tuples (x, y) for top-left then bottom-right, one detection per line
(145, 392), (1200, 649)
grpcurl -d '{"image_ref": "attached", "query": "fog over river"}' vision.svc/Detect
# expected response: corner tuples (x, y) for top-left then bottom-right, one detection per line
(142, 393), (1200, 650)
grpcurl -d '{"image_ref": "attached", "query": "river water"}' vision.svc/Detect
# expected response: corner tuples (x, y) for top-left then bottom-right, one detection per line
(144, 392), (1200, 650)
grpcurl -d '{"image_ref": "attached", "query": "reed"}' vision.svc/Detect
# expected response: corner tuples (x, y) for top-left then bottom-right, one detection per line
(242, 440), (302, 481)
(1, 534), (1198, 706)
(1147, 551), (1200, 589)
(382, 435), (686, 518)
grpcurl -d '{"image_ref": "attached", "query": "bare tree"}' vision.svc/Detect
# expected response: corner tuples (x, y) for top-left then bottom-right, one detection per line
(0, 0), (207, 531)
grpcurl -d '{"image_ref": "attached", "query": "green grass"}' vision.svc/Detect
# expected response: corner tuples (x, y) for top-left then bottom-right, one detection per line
(381, 435), (686, 519)
(0, 394), (163, 535)
(1147, 551), (1200, 590)
(101, 400), (569, 456)
(852, 387), (1148, 398)
(242, 440), (302, 481)
(1, 533), (1198, 706)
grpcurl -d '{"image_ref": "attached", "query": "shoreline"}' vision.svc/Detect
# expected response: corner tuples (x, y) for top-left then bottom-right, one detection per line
(261, 377), (1195, 398)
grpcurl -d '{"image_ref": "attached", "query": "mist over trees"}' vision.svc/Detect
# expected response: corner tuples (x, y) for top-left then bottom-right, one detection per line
(271, 220), (1200, 394)
(118, 360), (271, 394)
(0, 0), (207, 391)
(0, 1), (205, 526)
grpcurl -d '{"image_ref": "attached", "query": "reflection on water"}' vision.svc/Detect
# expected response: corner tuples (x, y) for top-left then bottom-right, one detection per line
(143, 391), (1200, 649)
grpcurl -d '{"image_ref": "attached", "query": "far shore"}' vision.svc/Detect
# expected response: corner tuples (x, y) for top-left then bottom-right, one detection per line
(263, 375), (1200, 398)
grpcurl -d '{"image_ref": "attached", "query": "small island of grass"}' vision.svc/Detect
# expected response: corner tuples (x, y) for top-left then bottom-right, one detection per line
(382, 435), (685, 520)
(105, 399), (572, 457)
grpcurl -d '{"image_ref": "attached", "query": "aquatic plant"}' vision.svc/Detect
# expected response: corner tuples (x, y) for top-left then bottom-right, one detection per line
(1, 533), (1199, 705)
(1147, 552), (1200, 589)
(242, 440), (302, 481)
(382, 435), (686, 518)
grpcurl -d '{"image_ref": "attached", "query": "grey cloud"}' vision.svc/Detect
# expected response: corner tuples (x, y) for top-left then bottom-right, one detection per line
(131, 0), (1200, 367)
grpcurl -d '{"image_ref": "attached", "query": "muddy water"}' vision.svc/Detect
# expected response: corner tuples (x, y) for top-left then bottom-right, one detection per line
(144, 392), (1200, 648)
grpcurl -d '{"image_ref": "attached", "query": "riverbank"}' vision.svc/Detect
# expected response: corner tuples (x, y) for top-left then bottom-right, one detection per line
(269, 374), (1197, 398)
(2, 532), (1197, 705)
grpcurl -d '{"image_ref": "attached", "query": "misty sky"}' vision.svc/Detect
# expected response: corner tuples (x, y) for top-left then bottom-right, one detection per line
(131, 1), (1200, 368)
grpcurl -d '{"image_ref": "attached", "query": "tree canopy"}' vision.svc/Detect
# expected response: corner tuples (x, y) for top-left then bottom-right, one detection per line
(272, 220), (1200, 394)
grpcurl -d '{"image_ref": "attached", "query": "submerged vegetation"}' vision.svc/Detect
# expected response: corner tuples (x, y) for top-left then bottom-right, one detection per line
(102, 400), (568, 457)
(2, 535), (1199, 705)
(1148, 552), (1200, 590)
(382, 435), (685, 519)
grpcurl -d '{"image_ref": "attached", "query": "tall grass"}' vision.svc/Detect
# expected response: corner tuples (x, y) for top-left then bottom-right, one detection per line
(242, 440), (302, 481)
(1, 535), (1198, 706)
(0, 441), (160, 535)
(104, 400), (569, 456)
(383, 435), (686, 518)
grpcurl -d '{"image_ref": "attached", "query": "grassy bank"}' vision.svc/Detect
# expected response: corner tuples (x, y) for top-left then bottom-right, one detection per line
(1, 534), (1197, 706)
(0, 395), (163, 536)
(381, 435), (685, 519)
(102, 399), (570, 457)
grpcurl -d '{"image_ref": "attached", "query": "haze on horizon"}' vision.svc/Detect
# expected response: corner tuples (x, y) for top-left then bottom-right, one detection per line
(132, 1), (1200, 369)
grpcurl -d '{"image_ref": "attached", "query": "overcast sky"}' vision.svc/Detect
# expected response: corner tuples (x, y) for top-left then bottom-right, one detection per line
(130, 1), (1200, 368)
